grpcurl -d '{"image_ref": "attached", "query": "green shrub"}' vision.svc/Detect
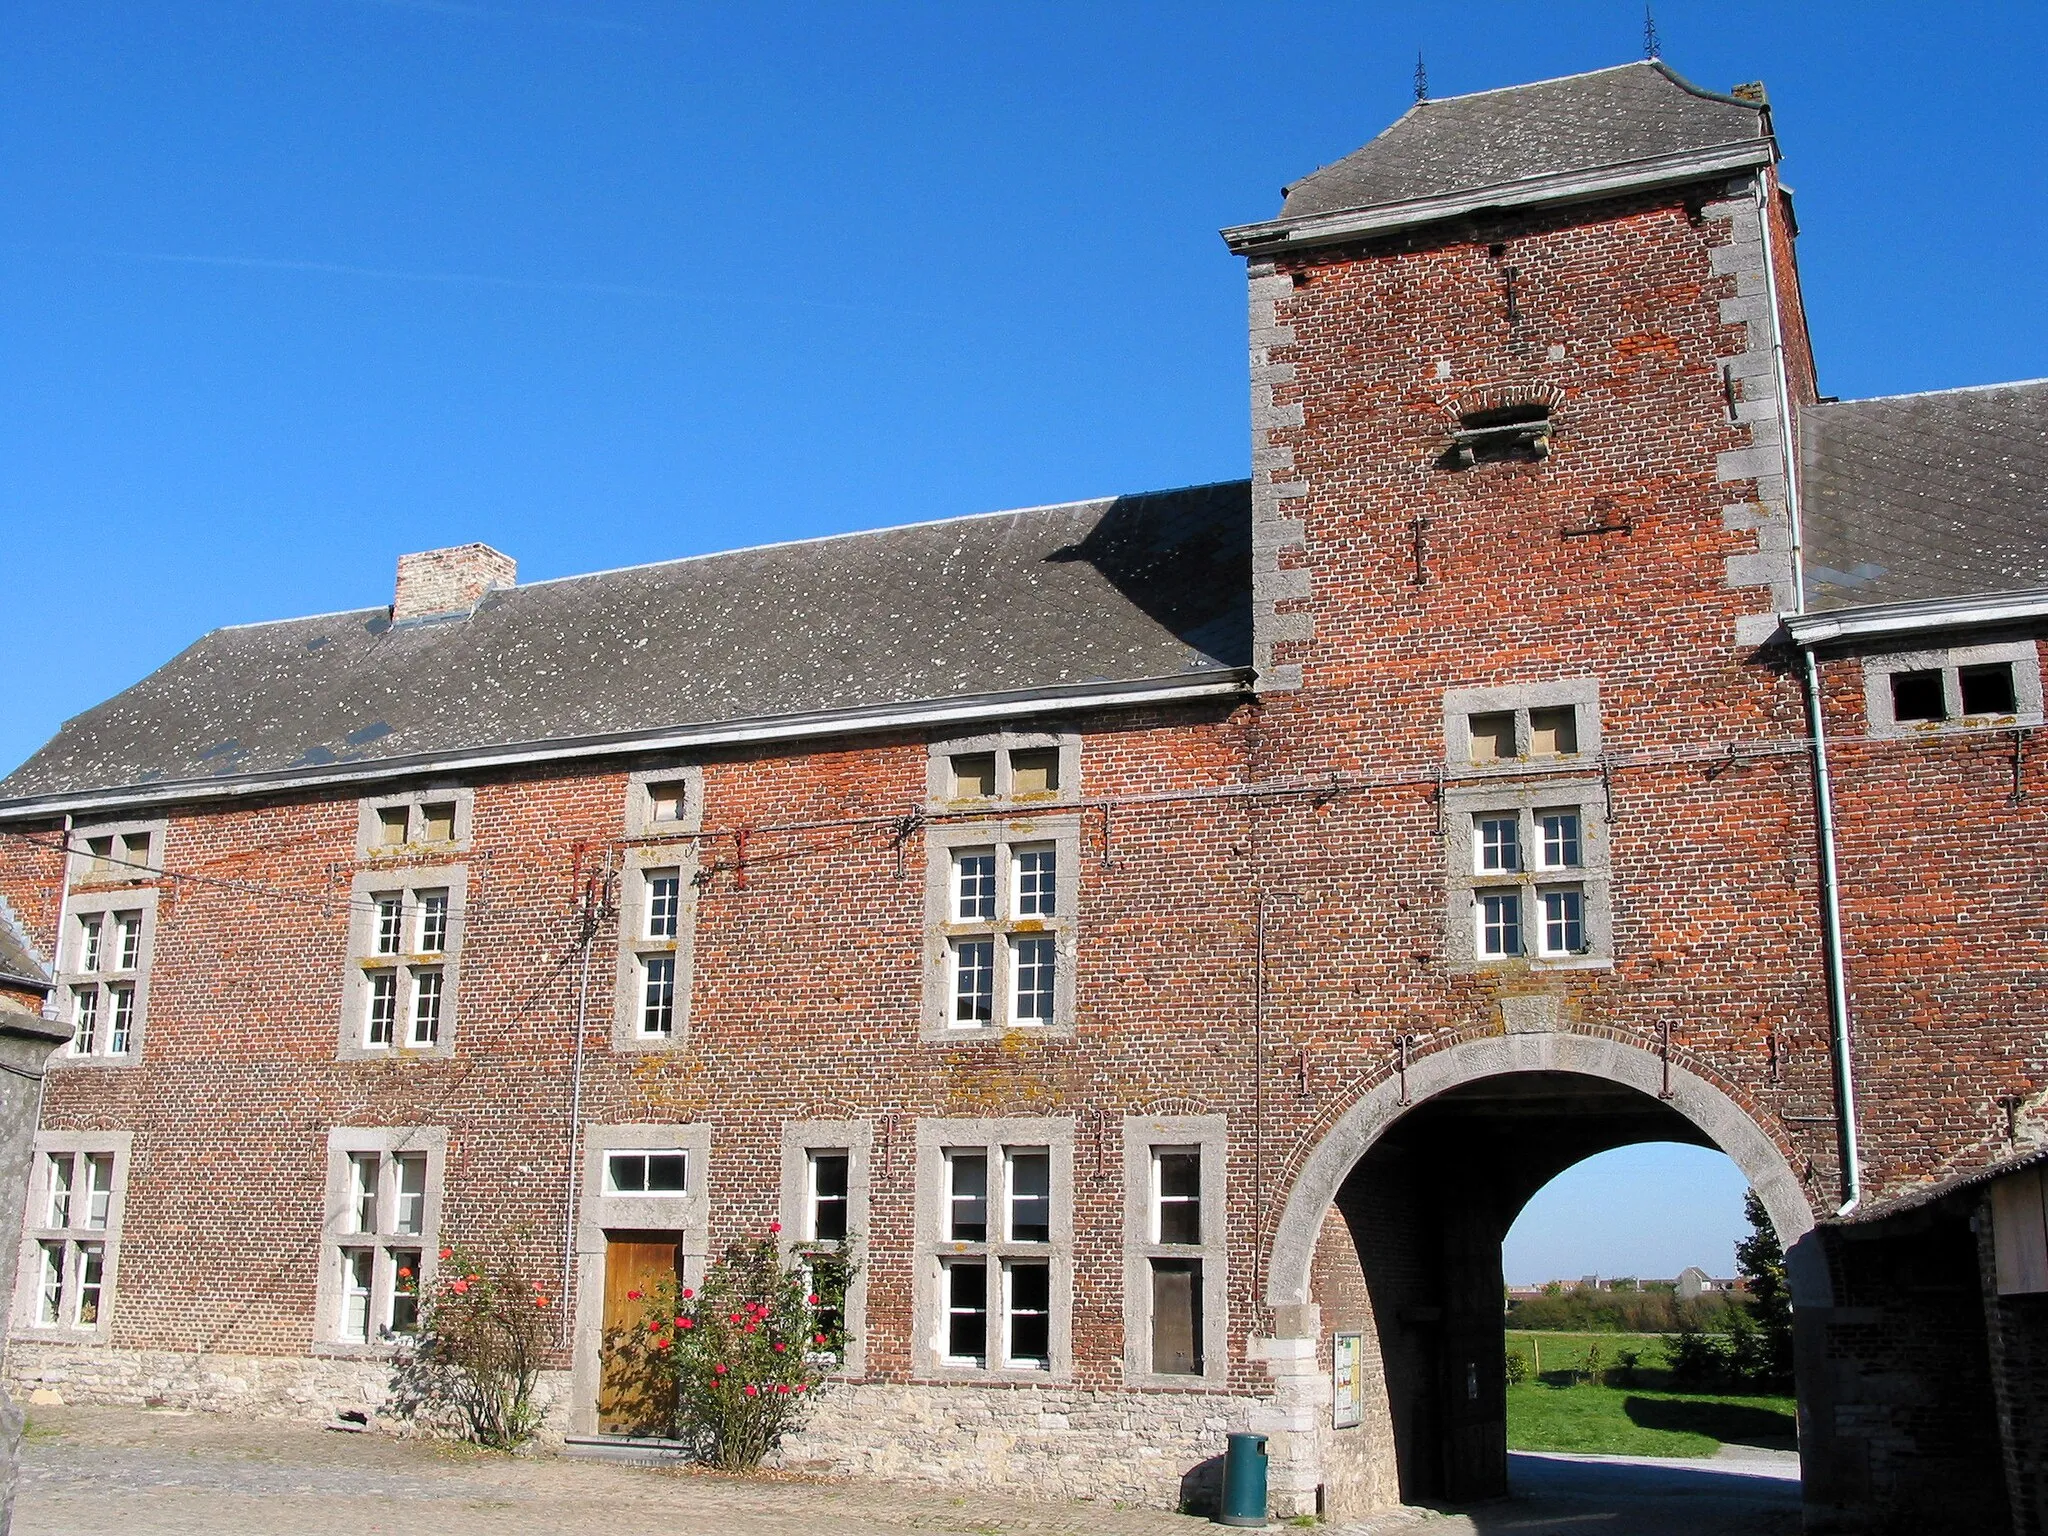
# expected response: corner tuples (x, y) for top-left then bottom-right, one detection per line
(390, 1242), (554, 1449)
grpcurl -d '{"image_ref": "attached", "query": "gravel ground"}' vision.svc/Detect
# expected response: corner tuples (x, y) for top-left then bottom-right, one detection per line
(12, 1406), (1802, 1536)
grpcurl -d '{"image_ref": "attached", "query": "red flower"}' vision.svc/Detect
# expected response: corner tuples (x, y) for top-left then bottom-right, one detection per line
(626, 1289), (642, 1301)
(438, 1247), (453, 1260)
(535, 1295), (550, 1307)
(681, 1288), (694, 1300)
(743, 1383), (758, 1396)
(397, 1267), (413, 1279)
(713, 1363), (728, 1376)
(648, 1319), (664, 1333)
(768, 1221), (782, 1234)
(678, 1317), (694, 1329)
(794, 1383), (806, 1393)
(729, 1313), (743, 1324)
(450, 1280), (470, 1295)
(814, 1332), (827, 1345)
(773, 1341), (787, 1353)
(806, 1294), (820, 1306)
(655, 1337), (671, 1351)
(467, 1273), (480, 1283)
(745, 1322), (759, 1333)
(776, 1384), (790, 1395)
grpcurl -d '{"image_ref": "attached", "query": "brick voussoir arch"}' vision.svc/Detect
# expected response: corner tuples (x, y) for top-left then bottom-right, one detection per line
(1262, 1028), (1820, 1322)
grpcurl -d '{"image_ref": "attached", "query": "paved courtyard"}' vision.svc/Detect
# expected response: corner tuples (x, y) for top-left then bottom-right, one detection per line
(14, 1406), (1801, 1536)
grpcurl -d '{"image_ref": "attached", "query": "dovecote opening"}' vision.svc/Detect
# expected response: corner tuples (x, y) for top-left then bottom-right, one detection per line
(1449, 401), (1552, 467)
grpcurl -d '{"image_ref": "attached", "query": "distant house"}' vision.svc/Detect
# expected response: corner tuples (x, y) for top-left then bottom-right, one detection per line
(1674, 1267), (1743, 1300)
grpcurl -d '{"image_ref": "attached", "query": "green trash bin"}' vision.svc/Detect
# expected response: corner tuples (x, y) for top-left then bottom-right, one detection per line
(1217, 1430), (1268, 1527)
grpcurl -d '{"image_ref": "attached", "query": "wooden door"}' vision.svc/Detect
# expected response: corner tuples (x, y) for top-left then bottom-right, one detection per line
(598, 1233), (681, 1435)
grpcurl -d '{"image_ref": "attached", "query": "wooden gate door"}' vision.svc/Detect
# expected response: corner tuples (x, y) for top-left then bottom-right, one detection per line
(598, 1233), (681, 1435)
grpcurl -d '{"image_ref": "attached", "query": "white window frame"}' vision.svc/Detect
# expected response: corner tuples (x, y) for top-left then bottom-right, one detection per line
(54, 889), (158, 1065)
(1122, 1114), (1229, 1387)
(778, 1120), (872, 1376)
(1446, 791), (1610, 970)
(13, 1131), (133, 1344)
(612, 844), (699, 1051)
(1860, 640), (2045, 739)
(603, 1147), (690, 1196)
(314, 1127), (446, 1355)
(913, 1117), (1073, 1380)
(922, 820), (1081, 1040)
(339, 868), (468, 1059)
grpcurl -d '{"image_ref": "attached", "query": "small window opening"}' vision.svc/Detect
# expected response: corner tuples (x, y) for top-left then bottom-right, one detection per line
(1450, 402), (1551, 467)
(1960, 663), (2017, 718)
(647, 782), (687, 824)
(1890, 670), (1947, 724)
(376, 807), (410, 847)
(1468, 712), (1518, 764)
(1010, 749), (1060, 798)
(951, 754), (997, 800)
(420, 803), (457, 843)
(1529, 706), (1579, 757)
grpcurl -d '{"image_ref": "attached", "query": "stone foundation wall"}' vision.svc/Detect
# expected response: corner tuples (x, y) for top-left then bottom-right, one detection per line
(5, 1341), (573, 1434)
(778, 1380), (1260, 1510)
(8, 1342), (1261, 1512)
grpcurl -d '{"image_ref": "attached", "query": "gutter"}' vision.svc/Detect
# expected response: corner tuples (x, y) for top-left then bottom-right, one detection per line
(1758, 171), (1861, 1217)
(0, 670), (1255, 823)
(1221, 141), (1773, 255)
(1785, 587), (2048, 647)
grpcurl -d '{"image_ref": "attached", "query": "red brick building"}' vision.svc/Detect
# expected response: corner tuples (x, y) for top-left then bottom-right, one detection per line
(2, 61), (2044, 1534)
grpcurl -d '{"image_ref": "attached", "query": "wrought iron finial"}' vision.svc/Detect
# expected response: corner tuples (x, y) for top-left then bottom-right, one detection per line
(1415, 51), (1428, 103)
(1643, 5), (1662, 59)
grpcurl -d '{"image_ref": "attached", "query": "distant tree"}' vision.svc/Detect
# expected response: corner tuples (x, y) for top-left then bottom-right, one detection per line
(1609, 1276), (1640, 1293)
(1734, 1189), (1795, 1390)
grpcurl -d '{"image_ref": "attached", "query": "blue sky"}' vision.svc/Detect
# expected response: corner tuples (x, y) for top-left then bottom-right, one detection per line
(1504, 1144), (1752, 1285)
(4, 3), (2039, 1275)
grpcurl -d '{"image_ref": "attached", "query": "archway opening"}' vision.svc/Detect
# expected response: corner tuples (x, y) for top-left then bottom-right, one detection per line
(1307, 1069), (1780, 1508)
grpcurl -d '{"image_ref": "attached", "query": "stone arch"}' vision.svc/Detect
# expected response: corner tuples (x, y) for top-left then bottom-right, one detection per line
(1265, 1030), (1822, 1313)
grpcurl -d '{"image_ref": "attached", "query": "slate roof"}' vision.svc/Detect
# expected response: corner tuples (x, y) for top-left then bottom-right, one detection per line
(1277, 62), (1769, 222)
(0, 896), (49, 994)
(1800, 381), (2048, 610)
(0, 483), (1253, 807)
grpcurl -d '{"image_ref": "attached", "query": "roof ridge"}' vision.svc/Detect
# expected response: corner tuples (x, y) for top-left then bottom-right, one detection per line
(1815, 377), (2048, 408)
(509, 479), (1251, 594)
(212, 478), (1255, 635)
(1409, 60), (1682, 110)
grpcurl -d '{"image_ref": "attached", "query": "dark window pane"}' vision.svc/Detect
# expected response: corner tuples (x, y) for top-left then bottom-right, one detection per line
(1960, 663), (2017, 717)
(1008, 1262), (1050, 1364)
(1008, 1150), (1051, 1243)
(646, 1153), (687, 1192)
(947, 1263), (987, 1362)
(608, 1154), (646, 1193)
(1157, 1148), (1202, 1244)
(1891, 670), (1946, 722)
(1151, 1258), (1203, 1375)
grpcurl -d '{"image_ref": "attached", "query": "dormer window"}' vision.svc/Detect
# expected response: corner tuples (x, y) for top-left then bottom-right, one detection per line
(1450, 402), (1551, 467)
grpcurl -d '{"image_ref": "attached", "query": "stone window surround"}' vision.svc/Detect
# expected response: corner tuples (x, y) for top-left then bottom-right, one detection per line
(11, 1130), (134, 1345)
(611, 842), (700, 1053)
(311, 1125), (447, 1358)
(920, 817), (1082, 1041)
(354, 786), (476, 860)
(623, 765), (705, 840)
(778, 1119), (874, 1377)
(1859, 639), (2045, 739)
(1441, 780), (1612, 973)
(337, 866), (469, 1061)
(53, 887), (160, 1067)
(1120, 1114), (1230, 1390)
(65, 816), (167, 887)
(925, 729), (1082, 809)
(567, 1121), (713, 1436)
(1441, 679), (1604, 773)
(911, 1115), (1075, 1383)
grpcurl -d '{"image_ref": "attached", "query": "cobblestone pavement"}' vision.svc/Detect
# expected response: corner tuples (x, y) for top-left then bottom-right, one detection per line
(14, 1407), (1801, 1536)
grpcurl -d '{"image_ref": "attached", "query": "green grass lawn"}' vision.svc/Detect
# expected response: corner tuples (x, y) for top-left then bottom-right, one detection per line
(1504, 1331), (1796, 1457)
(1506, 1381), (1798, 1457)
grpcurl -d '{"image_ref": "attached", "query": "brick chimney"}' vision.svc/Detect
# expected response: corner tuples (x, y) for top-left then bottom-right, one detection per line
(391, 544), (516, 621)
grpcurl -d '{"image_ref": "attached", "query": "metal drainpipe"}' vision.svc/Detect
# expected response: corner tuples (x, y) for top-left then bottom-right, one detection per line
(557, 868), (603, 1346)
(46, 815), (73, 1025)
(1758, 170), (1861, 1215)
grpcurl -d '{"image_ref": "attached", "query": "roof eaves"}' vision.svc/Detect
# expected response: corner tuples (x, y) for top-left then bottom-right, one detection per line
(1222, 140), (1773, 255)
(1828, 1142), (2048, 1227)
(0, 669), (1256, 824)
(1784, 586), (2048, 647)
